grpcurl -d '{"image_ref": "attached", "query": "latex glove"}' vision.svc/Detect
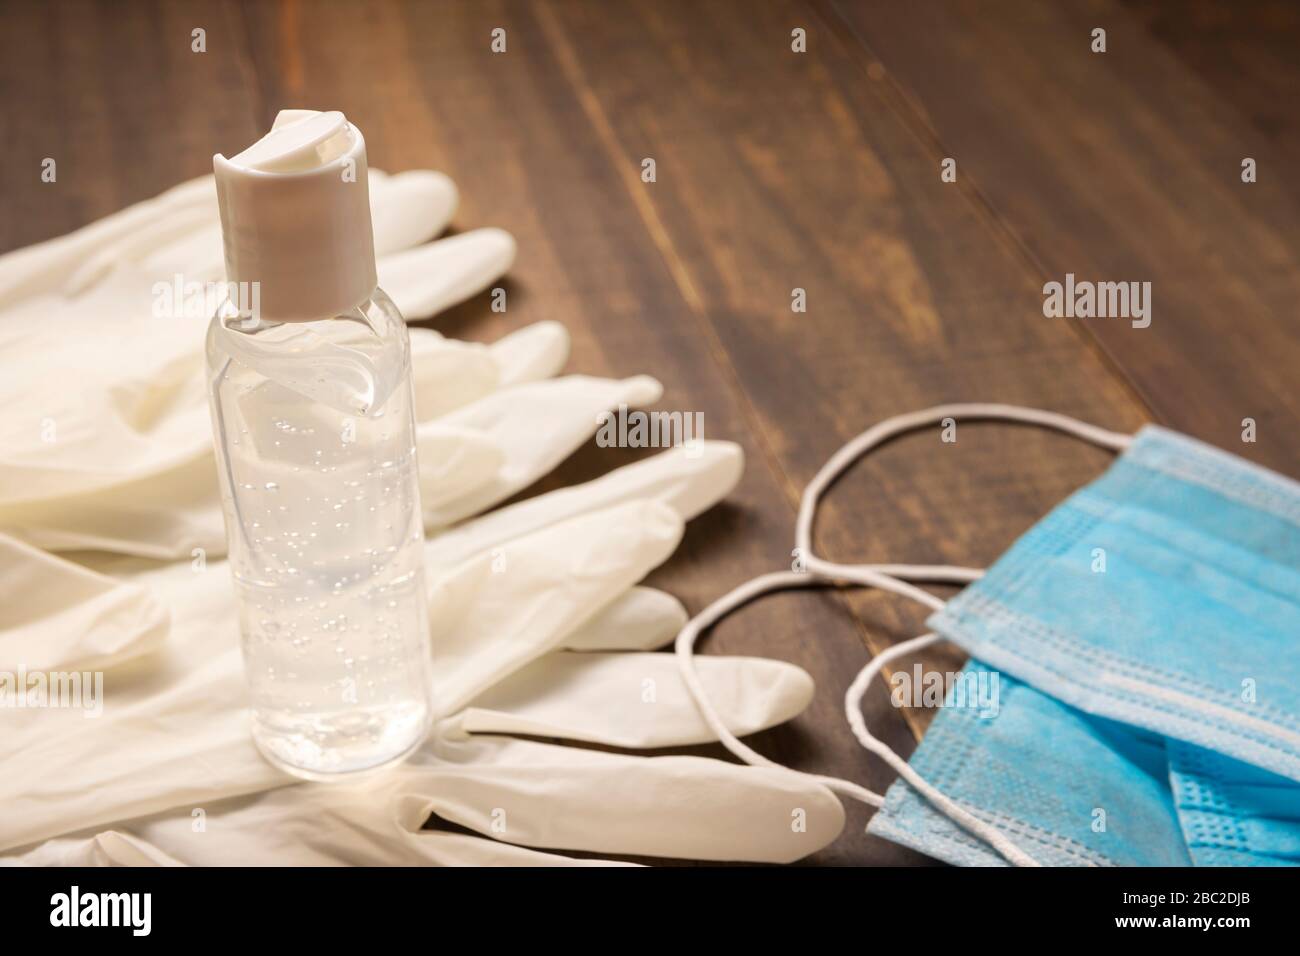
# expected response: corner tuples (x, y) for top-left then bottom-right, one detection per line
(4, 537), (839, 866)
(4, 567), (836, 867)
(0, 162), (844, 865)
(0, 169), (503, 322)
(0, 531), (167, 673)
(0, 487), (684, 851)
(7, 821), (620, 867)
(5, 738), (840, 867)
(0, 169), (656, 558)
(0, 440), (846, 867)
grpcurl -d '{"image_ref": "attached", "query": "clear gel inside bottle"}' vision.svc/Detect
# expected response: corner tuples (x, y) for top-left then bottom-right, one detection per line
(206, 289), (433, 779)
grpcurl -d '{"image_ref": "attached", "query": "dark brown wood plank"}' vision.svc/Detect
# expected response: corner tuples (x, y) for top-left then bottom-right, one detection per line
(0, 0), (261, 250)
(1122, 0), (1300, 166)
(830, 0), (1300, 474)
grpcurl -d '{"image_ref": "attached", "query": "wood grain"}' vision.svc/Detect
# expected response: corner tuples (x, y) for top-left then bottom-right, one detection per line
(0, 0), (260, 250)
(533, 0), (1150, 667)
(1122, 0), (1300, 167)
(831, 0), (1300, 473)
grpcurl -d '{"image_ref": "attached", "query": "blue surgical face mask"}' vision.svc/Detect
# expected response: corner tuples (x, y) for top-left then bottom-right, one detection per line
(869, 425), (1300, 866)
(935, 425), (1300, 780)
(675, 407), (1300, 867)
(868, 665), (1196, 867)
(868, 662), (1300, 866)
(1167, 740), (1300, 866)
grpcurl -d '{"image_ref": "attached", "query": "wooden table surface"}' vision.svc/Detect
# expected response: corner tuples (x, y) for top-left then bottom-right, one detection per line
(3, 0), (1296, 865)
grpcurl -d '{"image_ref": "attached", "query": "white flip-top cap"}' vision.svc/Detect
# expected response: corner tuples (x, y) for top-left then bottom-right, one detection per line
(214, 109), (378, 322)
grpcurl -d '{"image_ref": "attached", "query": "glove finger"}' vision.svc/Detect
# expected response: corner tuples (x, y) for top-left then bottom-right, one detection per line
(429, 499), (683, 714)
(413, 736), (845, 863)
(56, 169), (455, 300)
(137, 168), (456, 288)
(0, 333), (221, 556)
(447, 651), (815, 749)
(401, 831), (632, 866)
(0, 321), (562, 555)
(378, 228), (516, 321)
(117, 167), (400, 284)
(119, 760), (627, 866)
(0, 165), (458, 309)
(488, 320), (569, 387)
(562, 586), (685, 651)
(426, 439), (741, 572)
(0, 176), (215, 308)
(0, 531), (169, 671)
(0, 454), (226, 559)
(66, 202), (215, 296)
(8, 394), (635, 559)
(424, 374), (662, 529)
(409, 320), (569, 422)
(371, 170), (458, 257)
(0, 339), (210, 505)
(416, 423), (504, 510)
(408, 328), (501, 420)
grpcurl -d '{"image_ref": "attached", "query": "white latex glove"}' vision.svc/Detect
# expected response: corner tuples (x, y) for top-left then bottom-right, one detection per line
(6, 738), (840, 867)
(4, 598), (838, 866)
(0, 164), (845, 866)
(5, 578), (837, 868)
(5, 782), (632, 867)
(1, 442), (845, 864)
(0, 170), (658, 559)
(0, 531), (167, 673)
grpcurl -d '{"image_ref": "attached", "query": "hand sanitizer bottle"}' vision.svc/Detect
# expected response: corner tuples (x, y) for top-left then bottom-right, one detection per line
(206, 110), (433, 779)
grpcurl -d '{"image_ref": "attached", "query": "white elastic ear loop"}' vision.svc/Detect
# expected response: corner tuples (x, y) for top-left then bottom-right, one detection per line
(674, 568), (953, 809)
(842, 630), (1046, 867)
(673, 566), (1040, 865)
(676, 404), (1134, 867)
(796, 402), (1132, 582)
